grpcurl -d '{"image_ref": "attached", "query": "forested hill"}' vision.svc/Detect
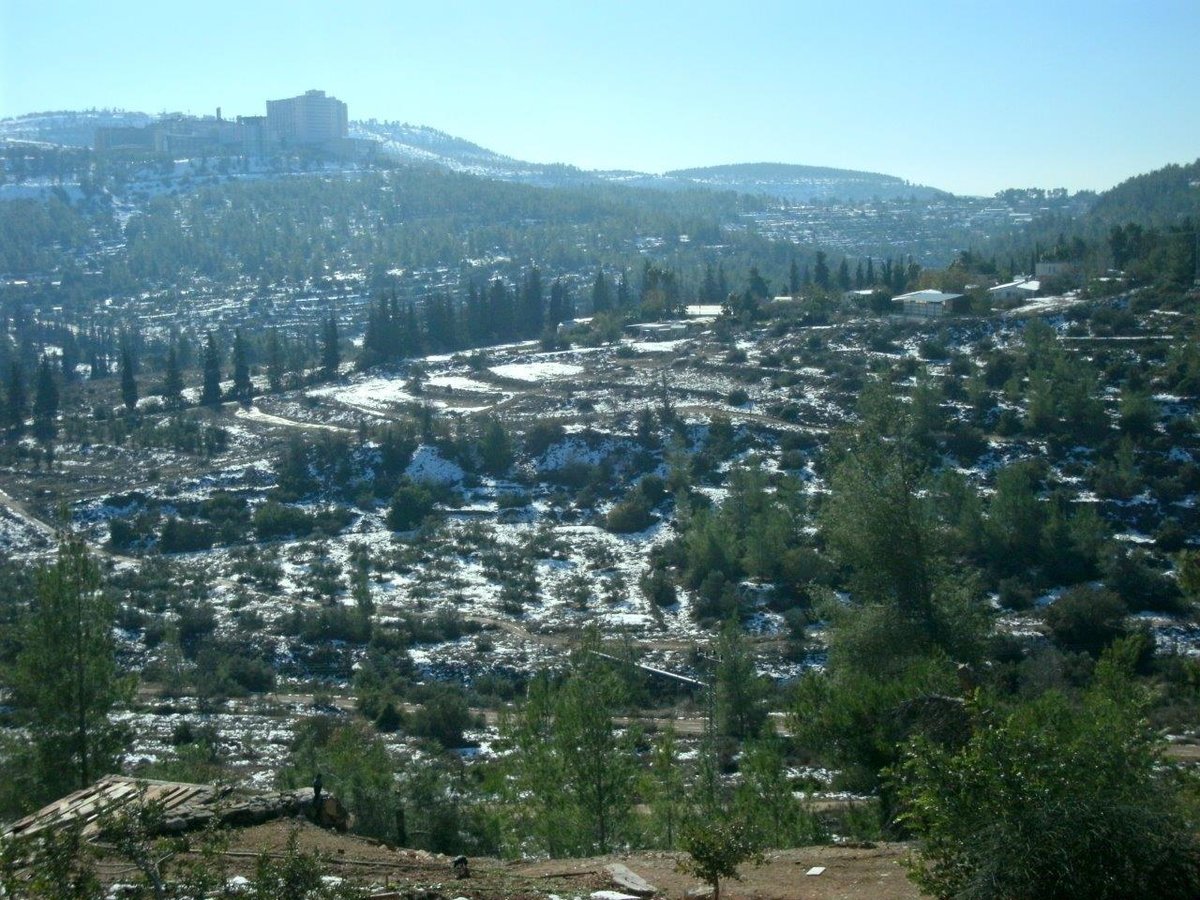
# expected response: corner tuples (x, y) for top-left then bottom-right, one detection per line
(1087, 158), (1200, 227)
(657, 162), (950, 203)
(3, 109), (954, 201)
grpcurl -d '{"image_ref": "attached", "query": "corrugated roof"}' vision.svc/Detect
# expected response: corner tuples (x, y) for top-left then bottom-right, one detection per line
(3, 775), (227, 840)
(893, 289), (963, 303)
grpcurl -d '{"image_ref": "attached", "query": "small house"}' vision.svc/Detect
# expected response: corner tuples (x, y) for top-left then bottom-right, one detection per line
(892, 289), (965, 318)
(988, 278), (1041, 303)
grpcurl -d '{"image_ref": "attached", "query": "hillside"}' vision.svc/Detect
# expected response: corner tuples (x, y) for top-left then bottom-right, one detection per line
(0, 109), (153, 147)
(1087, 157), (1200, 226)
(3, 109), (954, 202)
(659, 162), (950, 203)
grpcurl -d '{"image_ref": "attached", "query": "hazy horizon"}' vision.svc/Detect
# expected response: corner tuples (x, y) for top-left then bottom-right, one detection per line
(2, 0), (1197, 197)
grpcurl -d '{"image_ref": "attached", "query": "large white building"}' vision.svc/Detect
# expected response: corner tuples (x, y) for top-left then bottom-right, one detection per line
(266, 90), (348, 146)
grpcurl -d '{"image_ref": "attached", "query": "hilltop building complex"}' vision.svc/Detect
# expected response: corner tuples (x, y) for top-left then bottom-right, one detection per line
(94, 90), (361, 158)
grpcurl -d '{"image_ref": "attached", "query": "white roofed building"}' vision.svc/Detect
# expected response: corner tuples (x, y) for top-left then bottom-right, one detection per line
(989, 278), (1041, 303)
(892, 289), (964, 318)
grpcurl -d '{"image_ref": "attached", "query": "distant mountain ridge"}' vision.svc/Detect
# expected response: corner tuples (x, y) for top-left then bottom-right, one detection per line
(659, 162), (949, 203)
(0, 108), (954, 202)
(0, 109), (153, 147)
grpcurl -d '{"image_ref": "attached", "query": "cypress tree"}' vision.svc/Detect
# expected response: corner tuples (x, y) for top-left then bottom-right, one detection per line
(32, 356), (58, 442)
(4, 363), (26, 438)
(321, 314), (340, 380)
(162, 344), (183, 408)
(200, 332), (222, 408)
(592, 270), (612, 314)
(265, 329), (284, 390)
(814, 251), (831, 290)
(119, 345), (138, 412)
(232, 330), (252, 403)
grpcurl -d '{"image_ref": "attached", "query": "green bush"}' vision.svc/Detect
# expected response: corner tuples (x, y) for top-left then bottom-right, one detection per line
(386, 482), (435, 531)
(158, 517), (216, 554)
(1043, 585), (1127, 655)
(896, 645), (1200, 899)
(606, 492), (654, 533)
(252, 501), (314, 541)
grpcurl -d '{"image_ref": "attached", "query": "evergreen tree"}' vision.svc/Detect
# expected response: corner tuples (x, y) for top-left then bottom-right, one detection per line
(814, 251), (831, 290)
(265, 328), (284, 391)
(519, 266), (544, 337)
(591, 269), (612, 314)
(119, 344), (138, 412)
(231, 330), (252, 404)
(488, 279), (513, 342)
(503, 634), (638, 856)
(32, 355), (58, 442)
(161, 344), (183, 408)
(60, 335), (79, 383)
(321, 314), (340, 380)
(701, 264), (719, 303)
(897, 643), (1200, 899)
(789, 258), (801, 295)
(714, 619), (769, 740)
(837, 258), (852, 291)
(5, 539), (133, 807)
(548, 278), (570, 328)
(616, 271), (630, 309)
(200, 332), (221, 408)
(3, 363), (25, 438)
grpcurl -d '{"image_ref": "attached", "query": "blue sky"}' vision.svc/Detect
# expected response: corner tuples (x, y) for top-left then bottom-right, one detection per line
(2, 0), (1197, 195)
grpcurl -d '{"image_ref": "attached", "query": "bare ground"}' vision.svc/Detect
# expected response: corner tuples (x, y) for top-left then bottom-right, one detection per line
(90, 818), (923, 899)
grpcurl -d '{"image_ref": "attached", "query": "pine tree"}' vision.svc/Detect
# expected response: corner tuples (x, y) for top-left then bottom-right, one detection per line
(789, 258), (801, 295)
(200, 332), (222, 408)
(714, 619), (768, 740)
(7, 539), (133, 804)
(231, 330), (252, 404)
(321, 314), (340, 380)
(32, 355), (59, 442)
(119, 344), (138, 412)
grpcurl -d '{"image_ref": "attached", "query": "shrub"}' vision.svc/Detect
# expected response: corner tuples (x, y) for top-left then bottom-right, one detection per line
(386, 482), (435, 531)
(409, 688), (472, 748)
(606, 492), (654, 533)
(896, 645), (1200, 899)
(252, 501), (314, 541)
(158, 517), (215, 554)
(643, 566), (681, 609)
(1043, 585), (1127, 655)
